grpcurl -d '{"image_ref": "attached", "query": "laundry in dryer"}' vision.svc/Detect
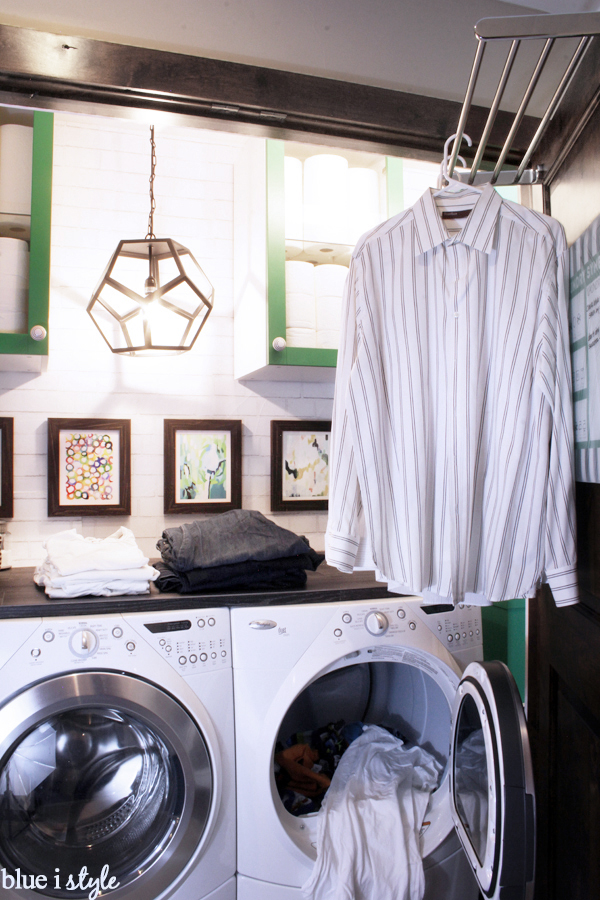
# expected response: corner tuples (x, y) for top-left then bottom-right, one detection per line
(303, 725), (442, 900)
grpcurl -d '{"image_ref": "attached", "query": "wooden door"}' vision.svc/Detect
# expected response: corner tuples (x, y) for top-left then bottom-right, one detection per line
(529, 66), (600, 900)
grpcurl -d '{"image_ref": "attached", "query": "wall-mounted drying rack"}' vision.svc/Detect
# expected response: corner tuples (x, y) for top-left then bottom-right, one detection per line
(447, 12), (600, 187)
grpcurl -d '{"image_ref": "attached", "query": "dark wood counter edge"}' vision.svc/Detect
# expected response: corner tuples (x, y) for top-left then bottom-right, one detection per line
(0, 565), (401, 619)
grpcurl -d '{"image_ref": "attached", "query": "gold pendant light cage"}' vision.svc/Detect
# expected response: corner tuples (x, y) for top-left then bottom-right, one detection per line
(87, 126), (214, 356)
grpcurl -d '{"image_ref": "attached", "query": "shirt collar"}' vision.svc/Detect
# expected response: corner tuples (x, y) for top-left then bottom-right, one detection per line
(412, 183), (503, 256)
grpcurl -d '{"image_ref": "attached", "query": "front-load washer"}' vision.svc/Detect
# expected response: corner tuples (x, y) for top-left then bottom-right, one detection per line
(0, 608), (236, 900)
(232, 596), (535, 900)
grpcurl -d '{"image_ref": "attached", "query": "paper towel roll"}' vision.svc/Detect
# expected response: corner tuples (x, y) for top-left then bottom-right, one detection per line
(286, 326), (316, 348)
(303, 154), (348, 245)
(0, 125), (33, 217)
(285, 156), (303, 242)
(347, 167), (380, 244)
(314, 264), (348, 297)
(316, 294), (343, 332)
(316, 329), (340, 349)
(286, 291), (316, 330)
(285, 260), (315, 293)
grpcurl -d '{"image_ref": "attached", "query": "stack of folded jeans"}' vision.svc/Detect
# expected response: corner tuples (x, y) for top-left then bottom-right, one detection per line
(154, 509), (324, 594)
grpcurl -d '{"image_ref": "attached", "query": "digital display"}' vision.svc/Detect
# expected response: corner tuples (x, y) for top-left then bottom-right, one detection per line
(144, 620), (192, 634)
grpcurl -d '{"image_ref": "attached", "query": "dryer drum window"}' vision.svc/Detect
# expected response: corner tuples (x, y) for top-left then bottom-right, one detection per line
(0, 671), (214, 900)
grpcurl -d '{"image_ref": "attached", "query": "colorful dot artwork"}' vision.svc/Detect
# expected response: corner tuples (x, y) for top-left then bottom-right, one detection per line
(63, 432), (115, 502)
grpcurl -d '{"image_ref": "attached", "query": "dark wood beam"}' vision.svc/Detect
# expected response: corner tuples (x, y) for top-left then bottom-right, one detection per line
(0, 23), (537, 161)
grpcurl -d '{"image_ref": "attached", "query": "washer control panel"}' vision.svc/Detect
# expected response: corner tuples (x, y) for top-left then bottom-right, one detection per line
(137, 610), (231, 673)
(13, 609), (231, 675)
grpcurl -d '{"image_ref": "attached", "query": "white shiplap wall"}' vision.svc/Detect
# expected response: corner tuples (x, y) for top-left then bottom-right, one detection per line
(1, 111), (333, 566)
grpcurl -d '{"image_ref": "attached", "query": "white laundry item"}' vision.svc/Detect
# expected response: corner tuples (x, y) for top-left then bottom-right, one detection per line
(35, 565), (159, 591)
(41, 579), (156, 599)
(35, 527), (149, 577)
(302, 725), (442, 900)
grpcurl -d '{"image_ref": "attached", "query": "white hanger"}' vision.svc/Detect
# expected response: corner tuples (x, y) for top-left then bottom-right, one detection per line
(434, 134), (483, 197)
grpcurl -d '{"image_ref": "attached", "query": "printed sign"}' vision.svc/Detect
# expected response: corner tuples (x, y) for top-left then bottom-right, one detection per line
(569, 214), (600, 481)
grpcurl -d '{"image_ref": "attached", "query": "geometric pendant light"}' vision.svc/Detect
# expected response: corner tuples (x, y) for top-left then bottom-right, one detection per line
(87, 127), (214, 355)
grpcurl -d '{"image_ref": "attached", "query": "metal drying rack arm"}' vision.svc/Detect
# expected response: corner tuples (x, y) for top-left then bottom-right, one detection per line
(448, 12), (600, 186)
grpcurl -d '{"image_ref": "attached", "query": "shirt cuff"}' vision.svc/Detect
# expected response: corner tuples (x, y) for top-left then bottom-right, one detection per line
(545, 565), (579, 607)
(325, 531), (361, 573)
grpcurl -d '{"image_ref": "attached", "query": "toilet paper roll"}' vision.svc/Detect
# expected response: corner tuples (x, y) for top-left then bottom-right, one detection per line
(286, 326), (316, 348)
(316, 294), (343, 332)
(285, 240), (303, 260)
(347, 168), (380, 244)
(286, 291), (316, 330)
(303, 154), (348, 245)
(285, 260), (315, 294)
(316, 329), (340, 350)
(0, 125), (33, 217)
(0, 237), (29, 281)
(0, 276), (28, 332)
(314, 264), (348, 298)
(284, 156), (303, 242)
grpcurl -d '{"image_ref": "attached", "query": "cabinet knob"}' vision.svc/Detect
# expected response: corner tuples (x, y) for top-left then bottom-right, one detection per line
(272, 336), (286, 351)
(30, 325), (47, 341)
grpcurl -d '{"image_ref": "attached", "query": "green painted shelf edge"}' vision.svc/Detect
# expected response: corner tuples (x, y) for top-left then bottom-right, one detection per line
(265, 140), (404, 371)
(481, 597), (526, 700)
(0, 109), (53, 356)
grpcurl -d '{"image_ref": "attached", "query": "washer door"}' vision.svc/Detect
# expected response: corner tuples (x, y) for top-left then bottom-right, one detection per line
(0, 671), (213, 900)
(449, 661), (535, 900)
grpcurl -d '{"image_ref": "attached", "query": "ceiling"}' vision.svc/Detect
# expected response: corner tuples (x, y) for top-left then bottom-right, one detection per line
(0, 0), (598, 108)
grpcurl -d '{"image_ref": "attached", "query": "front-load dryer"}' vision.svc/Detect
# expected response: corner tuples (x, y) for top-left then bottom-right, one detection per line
(0, 609), (236, 900)
(232, 596), (535, 900)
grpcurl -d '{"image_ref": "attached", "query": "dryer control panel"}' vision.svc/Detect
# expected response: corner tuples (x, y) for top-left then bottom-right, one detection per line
(412, 601), (484, 665)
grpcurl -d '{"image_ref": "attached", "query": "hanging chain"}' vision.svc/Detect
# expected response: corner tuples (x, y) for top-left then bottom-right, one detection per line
(146, 125), (157, 239)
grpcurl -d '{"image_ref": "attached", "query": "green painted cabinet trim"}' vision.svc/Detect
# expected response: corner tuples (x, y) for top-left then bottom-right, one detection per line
(0, 109), (53, 356)
(481, 597), (526, 700)
(265, 140), (403, 371)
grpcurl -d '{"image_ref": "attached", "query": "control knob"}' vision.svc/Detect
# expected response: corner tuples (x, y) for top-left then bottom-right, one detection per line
(365, 611), (389, 636)
(69, 628), (99, 658)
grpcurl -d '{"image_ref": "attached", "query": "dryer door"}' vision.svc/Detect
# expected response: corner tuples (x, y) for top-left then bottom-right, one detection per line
(449, 661), (535, 900)
(0, 670), (213, 900)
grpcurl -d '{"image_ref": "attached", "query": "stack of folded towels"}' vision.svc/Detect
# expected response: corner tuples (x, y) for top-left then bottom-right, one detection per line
(34, 527), (159, 598)
(154, 509), (324, 594)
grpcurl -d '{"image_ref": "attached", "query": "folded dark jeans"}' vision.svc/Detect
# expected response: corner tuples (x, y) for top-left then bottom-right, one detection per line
(154, 550), (323, 594)
(157, 509), (314, 572)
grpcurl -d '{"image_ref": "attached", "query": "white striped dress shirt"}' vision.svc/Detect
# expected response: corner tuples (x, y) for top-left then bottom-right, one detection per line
(325, 185), (578, 607)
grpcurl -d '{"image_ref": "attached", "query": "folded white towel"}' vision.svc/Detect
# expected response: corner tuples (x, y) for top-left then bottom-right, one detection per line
(36, 527), (148, 577)
(42, 579), (156, 599)
(302, 725), (442, 900)
(35, 565), (159, 590)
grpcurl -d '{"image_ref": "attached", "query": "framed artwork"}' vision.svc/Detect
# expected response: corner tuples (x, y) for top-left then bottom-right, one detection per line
(47, 419), (131, 517)
(164, 419), (242, 515)
(0, 417), (14, 519)
(270, 419), (331, 511)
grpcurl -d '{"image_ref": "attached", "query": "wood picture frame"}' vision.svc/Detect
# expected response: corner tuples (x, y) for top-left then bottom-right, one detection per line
(164, 419), (242, 515)
(270, 419), (331, 511)
(47, 418), (131, 517)
(0, 417), (14, 519)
